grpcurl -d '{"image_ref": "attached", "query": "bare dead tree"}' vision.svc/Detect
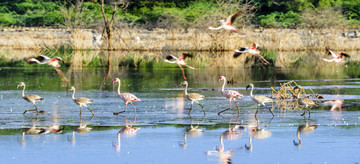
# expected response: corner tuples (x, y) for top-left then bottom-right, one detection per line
(97, 0), (129, 50)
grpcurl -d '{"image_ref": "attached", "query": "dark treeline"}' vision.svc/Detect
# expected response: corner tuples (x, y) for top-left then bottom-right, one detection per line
(0, 0), (359, 28)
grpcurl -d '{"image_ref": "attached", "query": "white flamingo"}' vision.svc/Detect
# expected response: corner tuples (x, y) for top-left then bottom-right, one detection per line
(233, 42), (270, 65)
(112, 78), (141, 115)
(17, 82), (45, 114)
(246, 83), (274, 117)
(217, 76), (244, 115)
(322, 50), (350, 67)
(206, 10), (244, 33)
(164, 53), (195, 80)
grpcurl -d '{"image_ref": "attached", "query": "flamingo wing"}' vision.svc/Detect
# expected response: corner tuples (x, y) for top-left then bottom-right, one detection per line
(35, 55), (50, 62)
(181, 53), (193, 60)
(226, 10), (242, 25)
(340, 52), (350, 58)
(165, 55), (177, 61)
(328, 50), (338, 58)
(233, 47), (248, 58)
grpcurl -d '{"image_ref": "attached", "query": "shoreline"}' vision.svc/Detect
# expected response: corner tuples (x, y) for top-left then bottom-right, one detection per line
(1, 27), (360, 51)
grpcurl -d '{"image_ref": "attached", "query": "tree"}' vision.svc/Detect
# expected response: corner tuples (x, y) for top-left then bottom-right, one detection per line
(97, 0), (129, 49)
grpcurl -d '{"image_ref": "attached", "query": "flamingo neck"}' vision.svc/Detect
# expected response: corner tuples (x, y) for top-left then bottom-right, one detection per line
(116, 81), (121, 95)
(21, 85), (26, 98)
(297, 130), (301, 144)
(219, 135), (224, 152)
(72, 89), (76, 100)
(32, 59), (42, 64)
(249, 85), (254, 97)
(117, 132), (121, 146)
(221, 78), (226, 92)
(183, 83), (188, 96)
(208, 26), (223, 30)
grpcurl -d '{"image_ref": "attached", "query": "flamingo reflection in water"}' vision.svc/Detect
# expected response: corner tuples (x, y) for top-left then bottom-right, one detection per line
(245, 117), (273, 151)
(71, 116), (93, 145)
(113, 116), (141, 152)
(207, 119), (243, 163)
(324, 99), (344, 111)
(179, 116), (205, 148)
(293, 119), (318, 146)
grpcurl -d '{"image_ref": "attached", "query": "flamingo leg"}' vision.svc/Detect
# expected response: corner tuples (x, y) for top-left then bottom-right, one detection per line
(233, 98), (239, 113)
(86, 106), (94, 116)
(255, 106), (259, 118)
(229, 99), (232, 109)
(184, 64), (195, 70)
(113, 103), (128, 115)
(188, 102), (193, 115)
(218, 108), (230, 116)
(130, 102), (137, 113)
(79, 106), (82, 116)
(196, 102), (206, 115)
(23, 109), (37, 114)
(265, 105), (275, 117)
(178, 64), (187, 80)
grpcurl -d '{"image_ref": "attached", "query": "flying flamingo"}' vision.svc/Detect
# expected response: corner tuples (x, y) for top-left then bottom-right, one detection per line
(164, 53), (195, 80)
(233, 42), (270, 65)
(28, 55), (69, 82)
(17, 82), (46, 114)
(205, 10), (244, 33)
(322, 50), (350, 67)
(112, 78), (141, 115)
(217, 76), (244, 115)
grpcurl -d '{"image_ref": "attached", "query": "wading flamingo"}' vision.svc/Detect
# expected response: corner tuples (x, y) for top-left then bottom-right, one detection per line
(17, 82), (45, 114)
(233, 42), (270, 65)
(205, 10), (244, 33)
(164, 53), (195, 80)
(112, 78), (141, 115)
(180, 81), (206, 115)
(69, 86), (94, 116)
(27, 55), (69, 82)
(217, 76), (244, 115)
(246, 83), (274, 118)
(322, 50), (350, 67)
(294, 85), (317, 118)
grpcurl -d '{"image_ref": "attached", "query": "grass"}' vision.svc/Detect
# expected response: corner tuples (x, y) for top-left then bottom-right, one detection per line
(1, 27), (360, 51)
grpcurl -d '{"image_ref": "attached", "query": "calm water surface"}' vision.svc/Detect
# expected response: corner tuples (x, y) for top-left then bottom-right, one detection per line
(0, 53), (360, 163)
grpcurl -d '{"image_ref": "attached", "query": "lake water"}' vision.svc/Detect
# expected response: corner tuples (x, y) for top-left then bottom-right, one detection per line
(0, 51), (360, 163)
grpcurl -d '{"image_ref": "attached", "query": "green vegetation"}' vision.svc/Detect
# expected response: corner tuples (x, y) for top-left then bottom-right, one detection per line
(0, 0), (359, 28)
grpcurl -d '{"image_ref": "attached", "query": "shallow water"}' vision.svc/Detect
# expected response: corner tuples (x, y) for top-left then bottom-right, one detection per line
(0, 55), (360, 163)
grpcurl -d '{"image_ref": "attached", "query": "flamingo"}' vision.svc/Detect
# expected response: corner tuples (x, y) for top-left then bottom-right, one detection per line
(17, 82), (45, 114)
(217, 76), (244, 115)
(69, 86), (95, 116)
(294, 85), (317, 118)
(27, 55), (64, 68)
(27, 55), (69, 82)
(112, 78), (141, 115)
(246, 83), (274, 118)
(324, 99), (344, 111)
(180, 81), (206, 115)
(205, 10), (244, 33)
(322, 50), (350, 67)
(233, 42), (270, 65)
(164, 53), (195, 80)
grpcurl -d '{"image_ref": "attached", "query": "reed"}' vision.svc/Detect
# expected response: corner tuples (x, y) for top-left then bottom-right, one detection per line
(1, 27), (359, 51)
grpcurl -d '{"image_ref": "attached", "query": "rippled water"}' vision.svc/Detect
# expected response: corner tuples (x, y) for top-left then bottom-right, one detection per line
(0, 55), (360, 163)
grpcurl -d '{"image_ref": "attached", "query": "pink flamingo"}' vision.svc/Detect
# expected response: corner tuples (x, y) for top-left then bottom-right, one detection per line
(28, 55), (64, 68)
(164, 53), (195, 80)
(28, 55), (69, 82)
(205, 10), (244, 33)
(233, 42), (270, 65)
(112, 78), (141, 115)
(322, 50), (350, 67)
(217, 76), (244, 115)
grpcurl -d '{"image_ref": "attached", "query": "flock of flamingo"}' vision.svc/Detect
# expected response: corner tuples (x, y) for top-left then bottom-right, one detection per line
(18, 9), (351, 118)
(13, 9), (351, 159)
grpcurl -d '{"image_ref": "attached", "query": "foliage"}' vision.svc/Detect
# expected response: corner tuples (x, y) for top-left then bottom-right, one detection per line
(0, 0), (359, 28)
